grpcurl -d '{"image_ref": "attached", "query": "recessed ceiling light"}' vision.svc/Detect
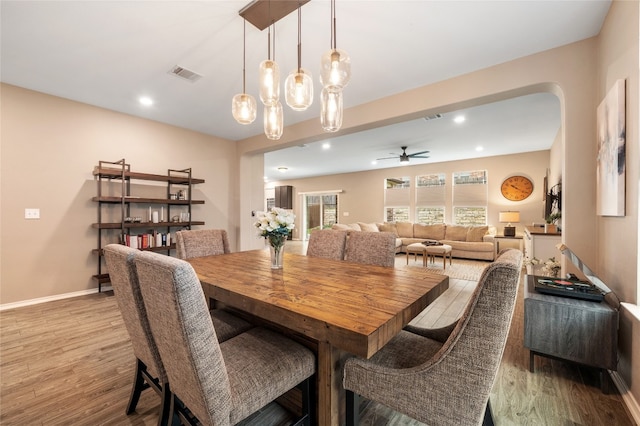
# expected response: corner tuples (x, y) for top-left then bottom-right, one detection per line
(139, 96), (153, 106)
(322, 142), (331, 150)
(476, 146), (484, 152)
(371, 160), (378, 165)
(454, 115), (465, 124)
(277, 166), (288, 173)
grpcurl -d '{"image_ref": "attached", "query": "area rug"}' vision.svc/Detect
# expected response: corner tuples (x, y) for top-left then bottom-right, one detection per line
(397, 256), (489, 281)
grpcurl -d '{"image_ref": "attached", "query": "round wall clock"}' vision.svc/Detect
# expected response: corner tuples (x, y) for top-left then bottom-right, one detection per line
(501, 175), (534, 201)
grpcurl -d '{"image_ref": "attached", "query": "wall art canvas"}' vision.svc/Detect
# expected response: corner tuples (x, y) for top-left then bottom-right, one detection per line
(596, 79), (626, 216)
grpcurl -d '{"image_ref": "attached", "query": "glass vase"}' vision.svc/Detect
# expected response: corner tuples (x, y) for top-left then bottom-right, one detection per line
(269, 239), (286, 270)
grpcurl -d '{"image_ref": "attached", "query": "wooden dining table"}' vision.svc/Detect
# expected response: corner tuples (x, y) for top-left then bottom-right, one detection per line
(188, 249), (449, 426)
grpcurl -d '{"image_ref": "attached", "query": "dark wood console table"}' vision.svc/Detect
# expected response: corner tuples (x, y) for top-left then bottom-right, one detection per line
(523, 274), (618, 393)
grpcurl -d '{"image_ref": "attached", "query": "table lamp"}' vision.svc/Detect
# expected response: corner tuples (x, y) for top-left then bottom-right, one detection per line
(499, 211), (520, 237)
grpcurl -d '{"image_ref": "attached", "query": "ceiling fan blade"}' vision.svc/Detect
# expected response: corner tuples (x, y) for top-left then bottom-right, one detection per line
(408, 150), (430, 157)
(376, 156), (398, 160)
(411, 155), (430, 159)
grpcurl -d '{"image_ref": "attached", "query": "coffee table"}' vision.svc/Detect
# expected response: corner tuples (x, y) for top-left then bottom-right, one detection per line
(425, 244), (452, 270)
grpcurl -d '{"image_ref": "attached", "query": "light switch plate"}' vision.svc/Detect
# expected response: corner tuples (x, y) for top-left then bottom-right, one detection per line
(25, 208), (40, 219)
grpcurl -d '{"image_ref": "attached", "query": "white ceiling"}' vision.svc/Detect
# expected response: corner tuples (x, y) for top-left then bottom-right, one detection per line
(1, 1), (610, 179)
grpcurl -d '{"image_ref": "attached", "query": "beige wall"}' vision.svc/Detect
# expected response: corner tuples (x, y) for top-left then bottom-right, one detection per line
(267, 150), (550, 240)
(0, 84), (237, 305)
(596, 0), (640, 415)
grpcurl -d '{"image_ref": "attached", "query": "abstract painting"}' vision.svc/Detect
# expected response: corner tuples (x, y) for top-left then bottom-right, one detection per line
(596, 79), (626, 216)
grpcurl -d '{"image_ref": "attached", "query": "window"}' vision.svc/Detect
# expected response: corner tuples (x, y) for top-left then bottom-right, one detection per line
(415, 174), (445, 224)
(385, 177), (410, 222)
(453, 170), (488, 225)
(386, 207), (410, 223)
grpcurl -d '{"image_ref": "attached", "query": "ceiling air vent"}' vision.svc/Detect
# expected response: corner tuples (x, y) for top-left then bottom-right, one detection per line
(423, 113), (443, 121)
(168, 65), (202, 82)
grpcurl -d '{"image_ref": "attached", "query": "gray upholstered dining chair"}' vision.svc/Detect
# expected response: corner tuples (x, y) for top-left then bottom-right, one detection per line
(306, 229), (348, 260)
(134, 251), (316, 426)
(344, 231), (397, 267)
(103, 244), (170, 426)
(103, 244), (252, 425)
(175, 228), (230, 260)
(343, 248), (523, 426)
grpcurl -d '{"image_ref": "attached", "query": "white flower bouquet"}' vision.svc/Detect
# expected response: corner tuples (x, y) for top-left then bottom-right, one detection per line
(526, 256), (561, 277)
(254, 207), (295, 249)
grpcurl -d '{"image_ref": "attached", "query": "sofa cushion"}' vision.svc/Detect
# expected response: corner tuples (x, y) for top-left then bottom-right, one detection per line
(378, 222), (399, 236)
(358, 222), (380, 232)
(395, 222), (414, 238)
(413, 224), (446, 240)
(444, 225), (469, 241)
(466, 226), (489, 242)
(332, 223), (361, 233)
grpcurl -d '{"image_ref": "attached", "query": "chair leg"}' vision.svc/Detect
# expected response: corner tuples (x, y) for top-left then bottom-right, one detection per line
(292, 376), (314, 426)
(483, 399), (495, 426)
(158, 382), (173, 426)
(126, 359), (150, 414)
(345, 390), (360, 426)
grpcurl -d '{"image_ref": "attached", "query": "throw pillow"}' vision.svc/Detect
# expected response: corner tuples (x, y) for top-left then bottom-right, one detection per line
(413, 223), (446, 240)
(444, 225), (469, 241)
(378, 222), (399, 236)
(466, 226), (489, 242)
(395, 222), (414, 238)
(358, 222), (380, 232)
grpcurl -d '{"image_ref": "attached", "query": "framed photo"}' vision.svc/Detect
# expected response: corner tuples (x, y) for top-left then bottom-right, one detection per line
(596, 79), (626, 216)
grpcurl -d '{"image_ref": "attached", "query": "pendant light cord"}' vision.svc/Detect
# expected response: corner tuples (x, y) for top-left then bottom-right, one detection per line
(242, 19), (246, 93)
(331, 0), (336, 50)
(297, 3), (302, 72)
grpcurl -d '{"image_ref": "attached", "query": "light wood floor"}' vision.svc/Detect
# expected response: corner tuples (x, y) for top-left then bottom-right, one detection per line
(0, 249), (634, 425)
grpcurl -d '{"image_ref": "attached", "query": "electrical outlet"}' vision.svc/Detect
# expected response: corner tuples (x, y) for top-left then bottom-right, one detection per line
(25, 208), (40, 219)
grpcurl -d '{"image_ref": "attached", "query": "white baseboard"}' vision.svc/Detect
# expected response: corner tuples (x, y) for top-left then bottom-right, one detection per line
(610, 370), (640, 425)
(0, 286), (113, 311)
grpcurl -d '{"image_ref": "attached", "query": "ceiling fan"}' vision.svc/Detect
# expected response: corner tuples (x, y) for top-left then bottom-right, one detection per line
(377, 146), (430, 163)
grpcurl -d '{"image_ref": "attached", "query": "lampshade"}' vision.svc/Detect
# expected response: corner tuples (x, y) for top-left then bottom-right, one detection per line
(232, 93), (257, 124)
(259, 59), (280, 106)
(232, 19), (256, 125)
(320, 0), (351, 89)
(259, 23), (280, 106)
(264, 101), (283, 140)
(320, 86), (343, 132)
(320, 48), (351, 89)
(499, 211), (520, 223)
(285, 5), (313, 111)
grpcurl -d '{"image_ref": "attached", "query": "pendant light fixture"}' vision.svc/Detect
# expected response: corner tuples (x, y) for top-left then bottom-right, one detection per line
(232, 19), (257, 124)
(285, 3), (313, 111)
(320, 0), (351, 89)
(320, 86), (342, 132)
(259, 20), (280, 106)
(264, 101), (283, 140)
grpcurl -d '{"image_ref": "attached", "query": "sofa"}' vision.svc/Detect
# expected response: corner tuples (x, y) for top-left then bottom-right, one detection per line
(332, 222), (497, 261)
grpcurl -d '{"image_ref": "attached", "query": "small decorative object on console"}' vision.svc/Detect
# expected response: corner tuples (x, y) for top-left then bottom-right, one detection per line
(254, 207), (295, 270)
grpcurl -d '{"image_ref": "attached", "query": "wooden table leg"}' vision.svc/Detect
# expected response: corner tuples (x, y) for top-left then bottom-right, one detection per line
(317, 341), (348, 426)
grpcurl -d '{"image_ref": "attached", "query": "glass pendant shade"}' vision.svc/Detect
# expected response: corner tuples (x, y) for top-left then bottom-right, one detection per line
(232, 93), (257, 124)
(259, 59), (280, 105)
(320, 48), (351, 89)
(285, 69), (313, 111)
(264, 101), (283, 140)
(320, 86), (343, 132)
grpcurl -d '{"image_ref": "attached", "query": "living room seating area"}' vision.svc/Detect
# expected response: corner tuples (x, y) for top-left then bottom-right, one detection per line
(332, 222), (497, 261)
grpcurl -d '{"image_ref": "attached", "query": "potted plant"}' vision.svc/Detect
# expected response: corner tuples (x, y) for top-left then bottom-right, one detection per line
(545, 212), (561, 233)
